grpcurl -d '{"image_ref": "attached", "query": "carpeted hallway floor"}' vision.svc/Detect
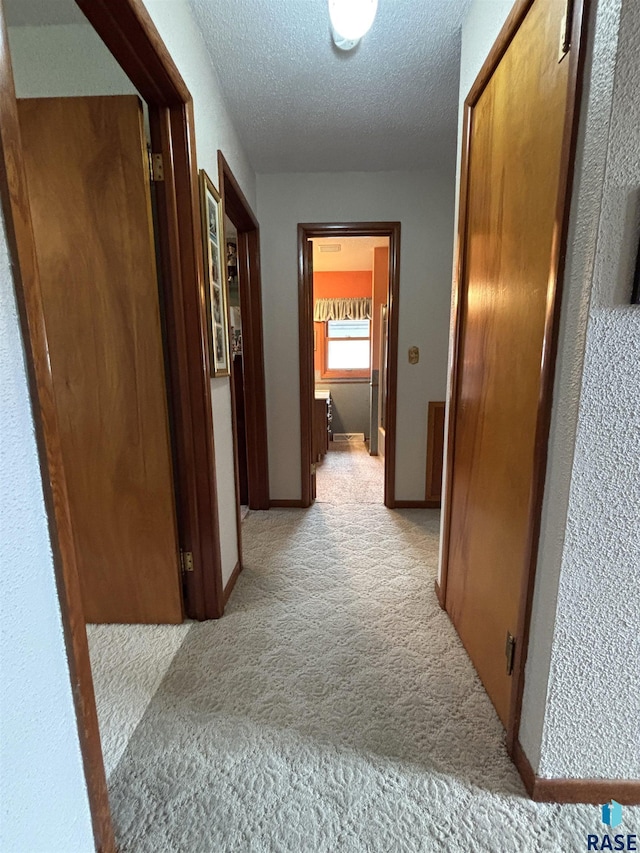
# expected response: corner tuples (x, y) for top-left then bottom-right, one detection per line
(316, 439), (384, 504)
(89, 448), (634, 851)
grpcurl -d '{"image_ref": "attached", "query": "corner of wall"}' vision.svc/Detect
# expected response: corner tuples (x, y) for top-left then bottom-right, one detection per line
(0, 207), (94, 850)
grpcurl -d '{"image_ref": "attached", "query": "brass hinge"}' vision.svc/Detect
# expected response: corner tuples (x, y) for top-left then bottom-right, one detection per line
(505, 631), (516, 676)
(558, 0), (575, 62)
(311, 463), (317, 476)
(180, 550), (194, 573)
(150, 152), (164, 182)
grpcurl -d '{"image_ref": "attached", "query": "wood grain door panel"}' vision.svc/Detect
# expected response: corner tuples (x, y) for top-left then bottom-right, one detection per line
(18, 95), (183, 624)
(444, 0), (571, 725)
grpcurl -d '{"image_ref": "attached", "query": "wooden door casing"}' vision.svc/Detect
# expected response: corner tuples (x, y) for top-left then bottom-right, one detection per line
(18, 95), (183, 624)
(443, 0), (580, 727)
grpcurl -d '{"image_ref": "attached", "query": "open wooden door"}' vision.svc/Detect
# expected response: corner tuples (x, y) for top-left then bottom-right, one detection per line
(442, 0), (584, 727)
(18, 95), (183, 624)
(305, 238), (317, 502)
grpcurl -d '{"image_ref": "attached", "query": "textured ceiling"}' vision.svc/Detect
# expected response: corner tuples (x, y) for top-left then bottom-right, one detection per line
(189, 0), (472, 173)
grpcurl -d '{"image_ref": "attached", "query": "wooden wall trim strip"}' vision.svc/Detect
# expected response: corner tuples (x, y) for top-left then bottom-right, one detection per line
(76, 0), (189, 105)
(513, 741), (640, 805)
(298, 226), (315, 507)
(149, 105), (206, 619)
(217, 150), (259, 230)
(218, 151), (270, 512)
(425, 401), (445, 506)
(0, 5), (115, 849)
(223, 560), (242, 606)
(174, 100), (224, 619)
(270, 499), (307, 508)
(297, 222), (401, 509)
(512, 738), (537, 797)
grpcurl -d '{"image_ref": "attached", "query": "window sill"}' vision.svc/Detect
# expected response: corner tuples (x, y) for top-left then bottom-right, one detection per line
(318, 374), (370, 384)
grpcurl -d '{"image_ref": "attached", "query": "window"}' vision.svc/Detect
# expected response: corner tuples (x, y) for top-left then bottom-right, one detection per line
(324, 319), (370, 379)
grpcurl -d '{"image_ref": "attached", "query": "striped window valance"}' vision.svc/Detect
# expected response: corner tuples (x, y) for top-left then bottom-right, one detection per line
(314, 297), (372, 322)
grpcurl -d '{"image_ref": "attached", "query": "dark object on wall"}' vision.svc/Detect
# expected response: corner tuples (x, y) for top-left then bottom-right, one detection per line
(425, 401), (446, 507)
(313, 392), (332, 462)
(632, 234), (640, 304)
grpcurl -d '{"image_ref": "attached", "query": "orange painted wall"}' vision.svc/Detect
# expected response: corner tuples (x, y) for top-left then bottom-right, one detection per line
(313, 270), (372, 298)
(314, 271), (372, 373)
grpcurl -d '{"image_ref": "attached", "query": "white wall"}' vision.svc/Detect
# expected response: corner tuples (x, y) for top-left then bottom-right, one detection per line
(9, 1), (253, 587)
(8, 23), (137, 96)
(256, 170), (455, 501)
(446, 0), (640, 780)
(0, 210), (94, 850)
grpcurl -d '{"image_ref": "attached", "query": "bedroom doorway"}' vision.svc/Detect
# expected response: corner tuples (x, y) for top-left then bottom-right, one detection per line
(310, 236), (389, 505)
(298, 222), (400, 508)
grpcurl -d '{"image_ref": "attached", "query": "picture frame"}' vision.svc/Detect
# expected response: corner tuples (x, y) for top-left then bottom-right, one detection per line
(199, 169), (230, 377)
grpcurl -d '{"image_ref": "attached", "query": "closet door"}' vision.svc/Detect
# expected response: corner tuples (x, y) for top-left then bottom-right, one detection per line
(443, 0), (581, 725)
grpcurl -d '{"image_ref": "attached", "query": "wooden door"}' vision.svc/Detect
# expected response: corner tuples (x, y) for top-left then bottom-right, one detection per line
(18, 95), (183, 624)
(444, 0), (577, 725)
(306, 239), (317, 501)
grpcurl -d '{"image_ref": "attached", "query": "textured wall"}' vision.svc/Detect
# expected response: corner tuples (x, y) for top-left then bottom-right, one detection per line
(256, 170), (455, 501)
(0, 210), (94, 849)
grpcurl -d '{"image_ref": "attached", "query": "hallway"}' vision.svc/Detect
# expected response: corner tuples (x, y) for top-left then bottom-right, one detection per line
(316, 440), (384, 504)
(94, 451), (605, 851)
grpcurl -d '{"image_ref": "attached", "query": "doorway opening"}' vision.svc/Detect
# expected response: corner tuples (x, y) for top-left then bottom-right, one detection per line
(310, 235), (389, 504)
(218, 152), (270, 515)
(298, 222), (400, 508)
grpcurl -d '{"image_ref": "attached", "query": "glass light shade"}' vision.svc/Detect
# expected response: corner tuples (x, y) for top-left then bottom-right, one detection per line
(328, 0), (378, 42)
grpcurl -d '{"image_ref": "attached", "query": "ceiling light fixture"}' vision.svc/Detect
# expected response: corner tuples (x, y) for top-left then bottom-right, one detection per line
(328, 0), (378, 51)
(319, 244), (342, 253)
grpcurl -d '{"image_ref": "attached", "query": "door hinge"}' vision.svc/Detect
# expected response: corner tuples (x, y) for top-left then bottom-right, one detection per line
(558, 0), (575, 62)
(311, 463), (317, 476)
(149, 152), (164, 182)
(180, 550), (194, 573)
(505, 631), (516, 676)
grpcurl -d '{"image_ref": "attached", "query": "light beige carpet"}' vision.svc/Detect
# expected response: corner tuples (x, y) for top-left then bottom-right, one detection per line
(87, 623), (191, 777)
(101, 487), (633, 850)
(315, 440), (384, 504)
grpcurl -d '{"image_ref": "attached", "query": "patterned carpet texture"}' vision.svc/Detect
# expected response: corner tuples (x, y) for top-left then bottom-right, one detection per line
(315, 441), (384, 504)
(105, 492), (628, 850)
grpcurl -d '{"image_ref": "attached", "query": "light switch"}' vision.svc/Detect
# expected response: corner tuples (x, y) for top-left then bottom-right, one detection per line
(408, 346), (419, 365)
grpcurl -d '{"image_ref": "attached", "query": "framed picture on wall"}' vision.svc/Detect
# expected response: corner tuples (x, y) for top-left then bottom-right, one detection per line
(199, 169), (230, 377)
